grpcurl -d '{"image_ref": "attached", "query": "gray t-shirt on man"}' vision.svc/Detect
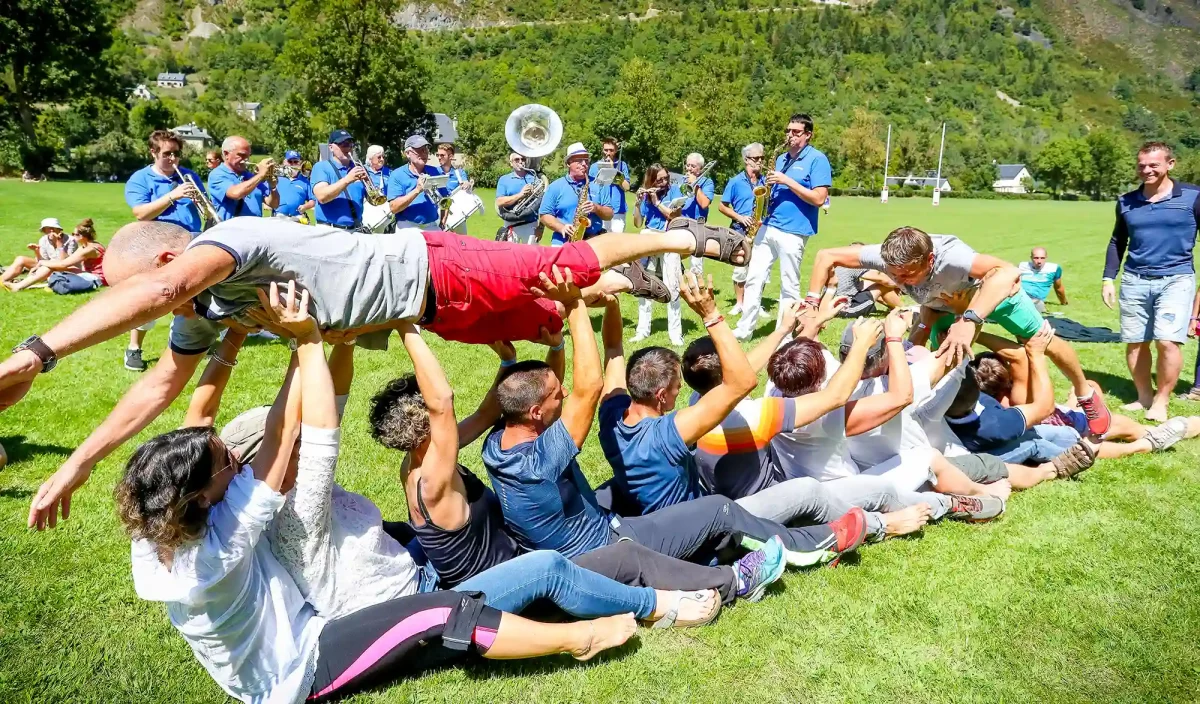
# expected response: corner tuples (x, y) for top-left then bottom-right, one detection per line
(857, 234), (978, 313)
(170, 218), (429, 353)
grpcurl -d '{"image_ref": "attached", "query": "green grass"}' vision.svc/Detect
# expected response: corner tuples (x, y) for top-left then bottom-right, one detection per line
(2, 181), (1200, 703)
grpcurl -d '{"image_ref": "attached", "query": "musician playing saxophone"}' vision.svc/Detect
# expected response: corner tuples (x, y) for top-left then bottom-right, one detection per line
(385, 134), (446, 231)
(310, 129), (367, 231)
(495, 152), (543, 244)
(538, 142), (612, 246)
(718, 142), (768, 316)
(588, 137), (630, 233)
(207, 135), (278, 221)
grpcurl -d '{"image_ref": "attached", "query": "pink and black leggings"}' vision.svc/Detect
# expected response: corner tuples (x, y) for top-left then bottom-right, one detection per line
(308, 591), (500, 702)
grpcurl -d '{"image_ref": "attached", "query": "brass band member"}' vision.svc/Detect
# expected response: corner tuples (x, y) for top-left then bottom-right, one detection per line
(632, 163), (683, 345)
(386, 134), (445, 231)
(311, 129), (368, 230)
(538, 142), (612, 246)
(589, 137), (630, 233)
(207, 135), (278, 221)
(495, 152), (543, 244)
(718, 142), (767, 316)
(436, 142), (474, 234)
(274, 150), (315, 223)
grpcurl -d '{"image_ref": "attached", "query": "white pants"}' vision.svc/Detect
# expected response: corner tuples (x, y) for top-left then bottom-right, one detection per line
(395, 221), (434, 232)
(734, 225), (810, 337)
(604, 215), (626, 233)
(511, 221), (540, 244)
(635, 228), (682, 341)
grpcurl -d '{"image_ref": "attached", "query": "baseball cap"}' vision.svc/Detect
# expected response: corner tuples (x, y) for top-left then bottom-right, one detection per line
(565, 142), (589, 160)
(328, 129), (353, 145)
(366, 145), (385, 160)
(404, 135), (430, 150)
(40, 217), (62, 230)
(284, 150), (301, 161)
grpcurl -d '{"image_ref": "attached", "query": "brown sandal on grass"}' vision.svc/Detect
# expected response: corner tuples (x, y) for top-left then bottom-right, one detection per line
(1052, 438), (1097, 480)
(614, 260), (671, 303)
(669, 217), (752, 267)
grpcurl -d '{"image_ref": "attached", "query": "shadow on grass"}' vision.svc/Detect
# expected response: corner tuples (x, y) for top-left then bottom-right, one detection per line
(0, 487), (34, 499)
(1085, 368), (1195, 404)
(0, 435), (72, 464)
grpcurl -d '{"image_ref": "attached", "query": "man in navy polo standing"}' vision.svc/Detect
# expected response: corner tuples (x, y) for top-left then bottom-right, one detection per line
(310, 129), (368, 231)
(1102, 141), (1200, 422)
(733, 113), (832, 340)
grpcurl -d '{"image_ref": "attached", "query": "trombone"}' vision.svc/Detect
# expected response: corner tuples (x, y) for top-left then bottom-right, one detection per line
(678, 160), (716, 198)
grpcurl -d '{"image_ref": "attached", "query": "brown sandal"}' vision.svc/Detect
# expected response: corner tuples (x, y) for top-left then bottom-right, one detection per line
(669, 217), (752, 267)
(614, 260), (671, 303)
(1051, 439), (1096, 479)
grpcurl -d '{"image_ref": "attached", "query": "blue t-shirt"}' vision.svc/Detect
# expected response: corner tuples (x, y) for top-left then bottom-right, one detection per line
(680, 175), (716, 221)
(597, 395), (705, 516)
(538, 176), (606, 244)
(439, 165), (470, 193)
(386, 164), (443, 225)
(124, 164), (207, 233)
(638, 190), (671, 231)
(763, 145), (832, 236)
(722, 171), (766, 233)
(497, 170), (540, 198)
(310, 159), (366, 228)
(207, 163), (270, 220)
(274, 174), (311, 217)
(1104, 182), (1200, 279)
(945, 393), (1028, 453)
(482, 420), (614, 559)
(588, 160), (630, 214)
(1018, 261), (1062, 301)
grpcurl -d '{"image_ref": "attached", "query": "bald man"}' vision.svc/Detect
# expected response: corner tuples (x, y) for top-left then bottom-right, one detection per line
(1018, 247), (1067, 313)
(207, 135), (279, 221)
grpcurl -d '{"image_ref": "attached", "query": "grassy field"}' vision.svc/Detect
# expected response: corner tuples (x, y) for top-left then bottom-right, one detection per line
(2, 180), (1199, 703)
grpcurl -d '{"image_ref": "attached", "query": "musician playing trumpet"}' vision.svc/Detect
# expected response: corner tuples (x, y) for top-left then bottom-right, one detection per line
(311, 129), (368, 231)
(539, 142), (611, 246)
(386, 134), (446, 231)
(589, 137), (630, 233)
(718, 142), (768, 316)
(208, 135), (278, 221)
(274, 150), (315, 223)
(495, 152), (543, 244)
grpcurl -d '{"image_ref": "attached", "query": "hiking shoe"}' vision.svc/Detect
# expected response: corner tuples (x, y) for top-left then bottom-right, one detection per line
(947, 494), (1005, 522)
(1077, 386), (1111, 436)
(1145, 417), (1188, 452)
(124, 348), (147, 372)
(827, 506), (868, 567)
(1176, 388), (1200, 402)
(734, 535), (786, 603)
(1051, 439), (1096, 479)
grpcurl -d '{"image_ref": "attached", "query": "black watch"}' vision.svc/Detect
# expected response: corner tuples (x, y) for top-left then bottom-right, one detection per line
(961, 310), (985, 327)
(13, 335), (57, 373)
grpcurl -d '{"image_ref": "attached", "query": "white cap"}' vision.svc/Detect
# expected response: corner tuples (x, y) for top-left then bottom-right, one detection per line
(40, 217), (62, 230)
(366, 144), (385, 160)
(565, 142), (589, 160)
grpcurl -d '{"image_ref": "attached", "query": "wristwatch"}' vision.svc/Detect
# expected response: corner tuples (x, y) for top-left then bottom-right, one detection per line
(12, 335), (58, 373)
(960, 310), (985, 327)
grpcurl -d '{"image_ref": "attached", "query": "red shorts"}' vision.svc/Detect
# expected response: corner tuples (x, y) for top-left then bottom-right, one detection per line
(422, 232), (601, 344)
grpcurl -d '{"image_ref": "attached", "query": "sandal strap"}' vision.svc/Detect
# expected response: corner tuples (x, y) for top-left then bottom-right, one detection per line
(617, 261), (670, 303)
(649, 592), (680, 630)
(1053, 440), (1095, 479)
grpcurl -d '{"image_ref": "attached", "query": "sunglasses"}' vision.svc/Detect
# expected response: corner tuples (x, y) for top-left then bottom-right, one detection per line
(745, 155), (764, 161)
(158, 150), (181, 158)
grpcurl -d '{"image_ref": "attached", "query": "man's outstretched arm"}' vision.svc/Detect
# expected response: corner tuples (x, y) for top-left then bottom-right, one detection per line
(807, 245), (864, 303)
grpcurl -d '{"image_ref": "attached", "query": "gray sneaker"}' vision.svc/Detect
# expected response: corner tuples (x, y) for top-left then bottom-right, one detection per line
(947, 494), (1005, 522)
(124, 348), (147, 372)
(1145, 417), (1188, 452)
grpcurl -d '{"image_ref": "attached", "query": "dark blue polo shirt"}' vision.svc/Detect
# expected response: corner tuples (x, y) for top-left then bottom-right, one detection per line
(1104, 181), (1200, 279)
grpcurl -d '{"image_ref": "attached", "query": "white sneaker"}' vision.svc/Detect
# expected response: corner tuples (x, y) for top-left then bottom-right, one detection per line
(670, 336), (684, 346)
(631, 333), (649, 343)
(733, 329), (752, 341)
(729, 304), (743, 316)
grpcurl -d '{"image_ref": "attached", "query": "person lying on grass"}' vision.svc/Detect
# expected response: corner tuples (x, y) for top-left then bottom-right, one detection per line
(20, 214), (749, 530)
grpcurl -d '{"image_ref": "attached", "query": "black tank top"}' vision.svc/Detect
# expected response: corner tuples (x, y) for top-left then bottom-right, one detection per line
(412, 466), (520, 588)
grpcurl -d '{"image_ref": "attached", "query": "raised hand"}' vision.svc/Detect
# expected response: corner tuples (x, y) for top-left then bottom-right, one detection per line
(680, 272), (718, 320)
(531, 265), (583, 304)
(1024, 320), (1054, 355)
(883, 307), (913, 339)
(851, 317), (884, 348)
(255, 281), (317, 340)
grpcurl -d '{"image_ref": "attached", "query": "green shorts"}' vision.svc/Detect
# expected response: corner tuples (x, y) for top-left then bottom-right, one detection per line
(930, 289), (1044, 348)
(947, 453), (1009, 484)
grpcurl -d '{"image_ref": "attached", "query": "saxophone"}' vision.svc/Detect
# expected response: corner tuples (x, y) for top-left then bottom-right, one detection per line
(570, 171), (591, 241)
(757, 140), (788, 232)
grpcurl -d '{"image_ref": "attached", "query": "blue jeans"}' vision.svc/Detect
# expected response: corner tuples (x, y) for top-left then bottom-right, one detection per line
(991, 424), (1079, 464)
(1118, 272), (1195, 344)
(454, 550), (656, 620)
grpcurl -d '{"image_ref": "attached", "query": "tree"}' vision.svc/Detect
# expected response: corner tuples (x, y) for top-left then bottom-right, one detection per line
(261, 92), (318, 157)
(129, 100), (177, 141)
(0, 0), (117, 173)
(283, 0), (431, 153)
(592, 58), (679, 171)
(838, 107), (886, 188)
(1033, 137), (1089, 197)
(1085, 130), (1130, 199)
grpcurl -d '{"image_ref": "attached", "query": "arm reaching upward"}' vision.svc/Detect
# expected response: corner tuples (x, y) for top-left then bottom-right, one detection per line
(844, 309), (915, 436)
(182, 329), (248, 428)
(398, 322), (464, 512)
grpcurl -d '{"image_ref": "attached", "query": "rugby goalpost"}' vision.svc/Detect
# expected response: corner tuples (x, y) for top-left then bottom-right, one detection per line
(880, 121), (948, 207)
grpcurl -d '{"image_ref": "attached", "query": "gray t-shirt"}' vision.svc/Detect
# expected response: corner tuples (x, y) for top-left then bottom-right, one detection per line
(857, 234), (978, 313)
(834, 266), (869, 298)
(169, 218), (429, 353)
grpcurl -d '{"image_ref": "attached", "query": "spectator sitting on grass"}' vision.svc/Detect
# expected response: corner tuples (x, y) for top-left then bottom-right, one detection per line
(1, 217), (70, 287)
(6, 219), (107, 294)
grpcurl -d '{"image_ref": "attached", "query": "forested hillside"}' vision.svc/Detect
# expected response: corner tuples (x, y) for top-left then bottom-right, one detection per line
(3, 0), (1199, 195)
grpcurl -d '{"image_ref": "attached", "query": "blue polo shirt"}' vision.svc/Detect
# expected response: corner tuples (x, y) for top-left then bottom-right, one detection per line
(310, 159), (366, 228)
(366, 167), (390, 196)
(124, 165), (207, 233)
(482, 420), (614, 559)
(589, 160), (630, 214)
(597, 395), (705, 516)
(680, 175), (716, 221)
(722, 171), (766, 218)
(386, 164), (443, 225)
(497, 170), (539, 198)
(539, 176), (606, 244)
(945, 394), (1028, 454)
(207, 163), (270, 220)
(763, 145), (832, 236)
(638, 190), (671, 231)
(274, 174), (311, 217)
(1018, 261), (1062, 301)
(439, 165), (470, 193)
(1103, 182), (1200, 279)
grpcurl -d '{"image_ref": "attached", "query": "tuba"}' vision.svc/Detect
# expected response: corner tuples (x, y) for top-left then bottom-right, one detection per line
(497, 104), (561, 224)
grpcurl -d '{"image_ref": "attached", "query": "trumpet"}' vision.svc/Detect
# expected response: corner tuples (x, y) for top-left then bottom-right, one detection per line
(679, 160), (717, 198)
(351, 150), (389, 206)
(285, 160), (312, 179)
(250, 159), (278, 190)
(175, 170), (220, 231)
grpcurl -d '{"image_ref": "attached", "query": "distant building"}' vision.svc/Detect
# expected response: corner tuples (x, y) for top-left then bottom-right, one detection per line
(993, 163), (1033, 193)
(156, 72), (186, 88)
(886, 170), (952, 192)
(232, 101), (262, 122)
(432, 113), (458, 144)
(173, 122), (213, 149)
(130, 84), (156, 101)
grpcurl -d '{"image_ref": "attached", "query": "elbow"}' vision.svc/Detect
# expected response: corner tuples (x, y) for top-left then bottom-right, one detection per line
(426, 388), (455, 417)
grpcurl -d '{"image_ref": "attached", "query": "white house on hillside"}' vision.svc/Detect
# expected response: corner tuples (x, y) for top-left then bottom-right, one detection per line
(157, 72), (186, 88)
(130, 84), (155, 101)
(993, 163), (1032, 193)
(232, 102), (262, 122)
(173, 122), (213, 149)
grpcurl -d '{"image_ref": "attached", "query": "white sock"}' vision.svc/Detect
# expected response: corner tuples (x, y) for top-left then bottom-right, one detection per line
(1078, 388), (1094, 401)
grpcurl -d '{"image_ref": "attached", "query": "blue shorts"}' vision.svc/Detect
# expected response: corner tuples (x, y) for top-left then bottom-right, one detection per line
(1118, 272), (1194, 344)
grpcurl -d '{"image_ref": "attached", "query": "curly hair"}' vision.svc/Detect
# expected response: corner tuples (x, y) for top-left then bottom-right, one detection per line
(368, 375), (430, 452)
(114, 427), (220, 556)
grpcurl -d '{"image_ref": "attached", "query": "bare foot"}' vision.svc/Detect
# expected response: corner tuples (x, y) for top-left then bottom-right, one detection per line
(1145, 404), (1169, 423)
(1121, 400), (1150, 412)
(882, 504), (932, 537)
(571, 614), (637, 661)
(983, 478), (1012, 501)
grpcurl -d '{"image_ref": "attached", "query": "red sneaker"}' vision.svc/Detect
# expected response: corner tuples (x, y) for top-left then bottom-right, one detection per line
(826, 506), (867, 567)
(1077, 385), (1111, 436)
